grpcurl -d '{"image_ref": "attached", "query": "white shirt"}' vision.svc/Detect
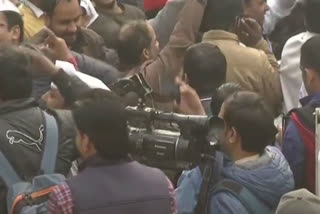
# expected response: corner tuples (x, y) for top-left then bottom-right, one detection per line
(280, 31), (318, 113)
(264, 0), (297, 35)
(23, 0), (44, 18)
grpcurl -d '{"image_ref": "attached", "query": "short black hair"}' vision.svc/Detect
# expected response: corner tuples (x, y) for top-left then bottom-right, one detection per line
(223, 91), (277, 154)
(118, 20), (152, 66)
(304, 0), (320, 33)
(0, 45), (32, 100)
(201, 0), (243, 32)
(211, 83), (242, 116)
(184, 43), (227, 97)
(301, 35), (320, 73)
(43, 0), (80, 16)
(72, 89), (130, 160)
(1, 11), (24, 43)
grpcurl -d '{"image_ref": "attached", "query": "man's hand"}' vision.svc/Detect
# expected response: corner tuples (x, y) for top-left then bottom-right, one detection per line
(43, 33), (73, 62)
(236, 17), (263, 47)
(28, 27), (53, 45)
(175, 77), (206, 115)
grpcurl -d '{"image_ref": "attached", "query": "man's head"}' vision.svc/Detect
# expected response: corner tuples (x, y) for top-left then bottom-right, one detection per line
(72, 89), (129, 160)
(300, 36), (320, 95)
(44, 0), (82, 46)
(218, 91), (276, 160)
(0, 11), (23, 44)
(0, 45), (32, 102)
(201, 0), (243, 32)
(184, 43), (227, 98)
(304, 0), (320, 34)
(243, 0), (269, 27)
(118, 20), (159, 67)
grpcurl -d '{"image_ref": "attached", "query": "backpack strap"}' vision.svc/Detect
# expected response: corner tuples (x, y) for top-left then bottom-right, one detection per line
(0, 152), (21, 186)
(210, 179), (271, 214)
(40, 111), (59, 174)
(293, 105), (315, 132)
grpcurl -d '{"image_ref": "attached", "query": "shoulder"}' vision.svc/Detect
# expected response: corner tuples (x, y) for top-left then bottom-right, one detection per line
(123, 3), (146, 19)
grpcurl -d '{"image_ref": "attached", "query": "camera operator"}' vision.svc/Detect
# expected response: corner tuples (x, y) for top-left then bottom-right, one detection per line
(47, 89), (176, 214)
(176, 91), (294, 214)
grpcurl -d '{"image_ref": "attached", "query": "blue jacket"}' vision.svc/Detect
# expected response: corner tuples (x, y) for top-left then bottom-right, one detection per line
(282, 93), (320, 189)
(175, 147), (294, 214)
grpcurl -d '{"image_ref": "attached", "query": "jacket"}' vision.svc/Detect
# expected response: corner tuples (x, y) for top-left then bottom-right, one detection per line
(126, 0), (206, 106)
(280, 31), (318, 113)
(282, 93), (320, 192)
(66, 157), (172, 214)
(176, 147), (294, 214)
(0, 98), (77, 213)
(89, 3), (145, 49)
(202, 30), (282, 117)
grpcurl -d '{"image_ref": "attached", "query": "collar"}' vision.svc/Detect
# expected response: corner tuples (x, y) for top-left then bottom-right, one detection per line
(235, 154), (260, 166)
(300, 92), (320, 107)
(23, 0), (44, 18)
(202, 30), (240, 43)
(78, 155), (132, 172)
(0, 98), (37, 115)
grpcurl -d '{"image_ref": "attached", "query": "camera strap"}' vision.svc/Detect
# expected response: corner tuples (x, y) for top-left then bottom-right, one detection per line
(194, 156), (216, 214)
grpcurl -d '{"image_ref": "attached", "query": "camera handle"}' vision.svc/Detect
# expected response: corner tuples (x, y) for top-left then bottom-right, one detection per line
(194, 153), (216, 214)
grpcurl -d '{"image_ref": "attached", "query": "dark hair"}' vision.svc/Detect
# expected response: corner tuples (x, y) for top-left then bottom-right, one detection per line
(301, 35), (320, 73)
(0, 45), (32, 100)
(184, 43), (227, 97)
(117, 20), (152, 66)
(211, 83), (242, 116)
(72, 89), (129, 160)
(1, 11), (24, 42)
(304, 0), (320, 33)
(223, 91), (277, 154)
(200, 0), (243, 32)
(43, 0), (80, 16)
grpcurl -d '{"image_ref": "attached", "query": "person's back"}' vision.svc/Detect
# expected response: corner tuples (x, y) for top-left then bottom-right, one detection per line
(0, 45), (77, 213)
(280, 0), (320, 113)
(282, 35), (320, 193)
(201, 0), (281, 117)
(47, 89), (175, 214)
(89, 0), (145, 49)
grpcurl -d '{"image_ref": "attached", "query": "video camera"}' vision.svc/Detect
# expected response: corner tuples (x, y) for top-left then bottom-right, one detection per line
(112, 74), (224, 170)
(126, 106), (223, 170)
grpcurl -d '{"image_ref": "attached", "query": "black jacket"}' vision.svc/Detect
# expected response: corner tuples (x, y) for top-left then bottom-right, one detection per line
(0, 98), (77, 212)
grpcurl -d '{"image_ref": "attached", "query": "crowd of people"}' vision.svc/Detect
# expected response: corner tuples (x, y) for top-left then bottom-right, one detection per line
(0, 0), (320, 213)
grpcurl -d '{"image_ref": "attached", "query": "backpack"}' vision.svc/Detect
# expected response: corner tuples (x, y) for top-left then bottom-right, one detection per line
(209, 179), (272, 214)
(0, 111), (66, 214)
(283, 104), (316, 193)
(195, 155), (272, 214)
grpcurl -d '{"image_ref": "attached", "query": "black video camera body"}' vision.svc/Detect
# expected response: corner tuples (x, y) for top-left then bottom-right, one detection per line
(126, 106), (224, 170)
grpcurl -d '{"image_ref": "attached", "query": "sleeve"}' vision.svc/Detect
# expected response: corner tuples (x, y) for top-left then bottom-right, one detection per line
(149, 0), (187, 49)
(209, 192), (249, 214)
(282, 119), (305, 189)
(52, 70), (91, 106)
(47, 183), (75, 214)
(255, 39), (282, 116)
(143, 0), (206, 96)
(73, 52), (119, 86)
